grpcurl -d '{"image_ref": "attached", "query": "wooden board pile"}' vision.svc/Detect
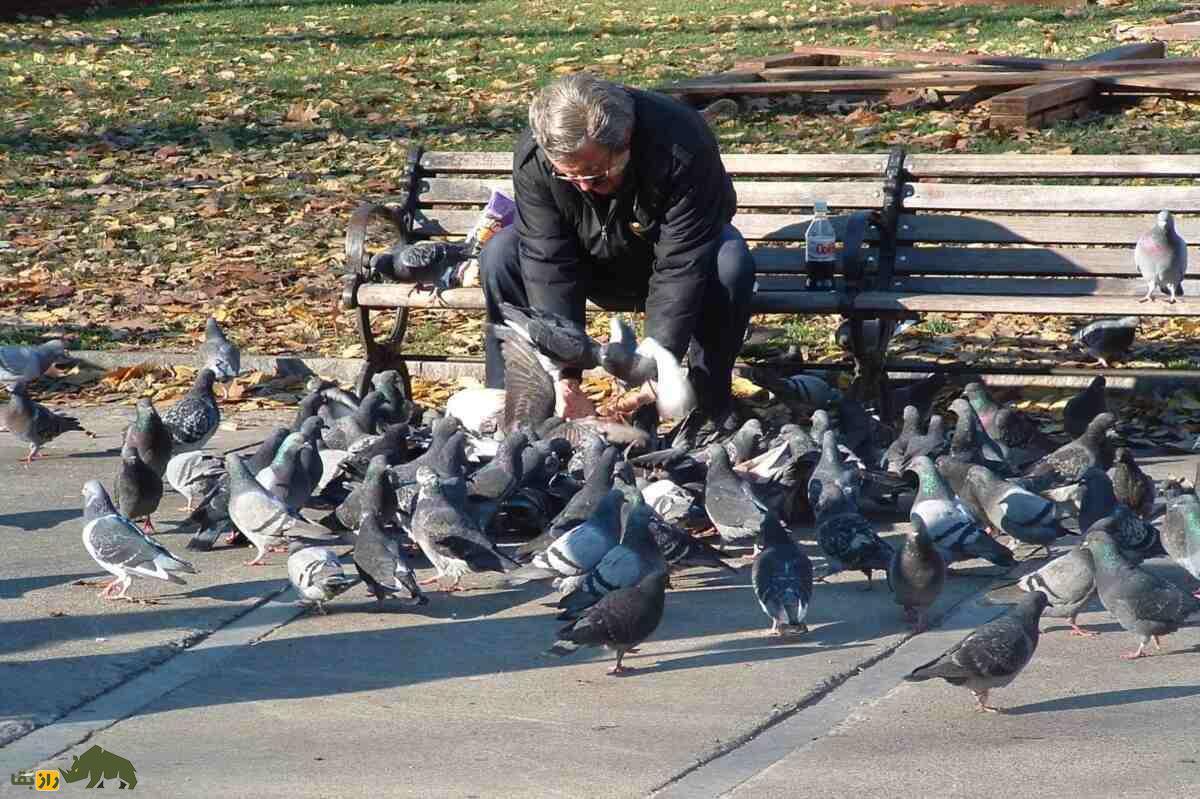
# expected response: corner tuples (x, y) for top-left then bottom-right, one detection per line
(1115, 8), (1200, 42)
(664, 41), (1200, 129)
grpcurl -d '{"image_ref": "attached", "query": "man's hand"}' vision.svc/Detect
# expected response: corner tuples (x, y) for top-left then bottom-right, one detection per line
(609, 382), (657, 419)
(556, 378), (596, 420)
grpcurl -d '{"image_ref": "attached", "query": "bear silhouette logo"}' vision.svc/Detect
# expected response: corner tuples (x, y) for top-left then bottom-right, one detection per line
(60, 746), (137, 789)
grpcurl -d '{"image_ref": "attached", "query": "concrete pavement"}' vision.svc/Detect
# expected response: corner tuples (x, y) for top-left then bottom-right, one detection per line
(2, 408), (1199, 797)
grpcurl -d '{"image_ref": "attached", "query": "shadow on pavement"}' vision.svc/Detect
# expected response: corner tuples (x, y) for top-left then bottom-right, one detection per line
(1007, 684), (1200, 715)
(0, 508), (83, 530)
(0, 571), (103, 599)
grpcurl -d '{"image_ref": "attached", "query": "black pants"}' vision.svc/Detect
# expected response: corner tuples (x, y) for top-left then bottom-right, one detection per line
(479, 224), (756, 416)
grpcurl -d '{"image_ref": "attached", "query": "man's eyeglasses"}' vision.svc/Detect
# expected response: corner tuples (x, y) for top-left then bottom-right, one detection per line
(550, 149), (631, 186)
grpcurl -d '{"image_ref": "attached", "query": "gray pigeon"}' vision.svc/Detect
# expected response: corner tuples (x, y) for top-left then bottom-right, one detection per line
(547, 569), (670, 675)
(353, 510), (427, 609)
(752, 511), (813, 636)
(410, 466), (518, 590)
(125, 398), (173, 477)
(1018, 546), (1098, 636)
(889, 522), (946, 633)
(905, 590), (1050, 713)
(307, 377), (360, 420)
(1108, 447), (1155, 519)
(600, 315), (657, 387)
(725, 418), (764, 465)
(901, 414), (947, 469)
(807, 430), (862, 508)
(949, 460), (1070, 553)
(3, 381), (90, 464)
(334, 454), (397, 533)
(961, 383), (1053, 469)
(1077, 468), (1164, 562)
(812, 482), (893, 588)
(225, 452), (339, 566)
(515, 446), (619, 562)
(1085, 527), (1200, 659)
(185, 427), (289, 551)
(1075, 316), (1138, 368)
(521, 489), (625, 582)
(557, 494), (667, 620)
(115, 439), (164, 533)
(907, 457), (1016, 569)
(1162, 477), (1200, 594)
(165, 450), (224, 511)
(292, 390), (328, 430)
(0, 339), (68, 387)
(1019, 412), (1115, 494)
(1135, 209), (1188, 304)
(200, 317), (240, 381)
(1063, 376), (1107, 439)
(467, 429), (527, 504)
(81, 480), (196, 600)
(500, 301), (602, 373)
(161, 368), (221, 452)
(491, 324), (556, 432)
(947, 397), (1009, 472)
(256, 431), (315, 513)
(705, 443), (769, 548)
(884, 405), (920, 473)
(287, 541), (358, 613)
(321, 390), (388, 450)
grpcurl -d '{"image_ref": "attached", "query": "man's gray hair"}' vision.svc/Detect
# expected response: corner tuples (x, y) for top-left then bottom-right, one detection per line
(529, 73), (635, 160)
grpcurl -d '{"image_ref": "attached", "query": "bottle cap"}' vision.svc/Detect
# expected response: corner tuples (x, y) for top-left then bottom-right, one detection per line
(813, 200), (829, 213)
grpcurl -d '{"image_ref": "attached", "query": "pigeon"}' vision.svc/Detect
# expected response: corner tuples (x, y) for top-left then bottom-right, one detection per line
(600, 315), (657, 387)
(705, 443), (769, 549)
(467, 429), (527, 504)
(947, 397), (1008, 471)
(225, 453), (339, 566)
(1075, 316), (1138, 368)
(161, 368), (221, 452)
(557, 494), (667, 619)
(734, 367), (836, 413)
(410, 466), (518, 590)
(165, 450), (225, 511)
(333, 454), (397, 532)
(296, 416), (325, 488)
(185, 428), (289, 551)
(500, 301), (602, 372)
(0, 338), (68, 387)
(726, 418), (765, 465)
(1019, 412), (1116, 494)
(812, 482), (893, 588)
(3, 381), (90, 464)
(835, 394), (889, 468)
(519, 489), (625, 583)
(1135, 209), (1188, 304)
(292, 390), (328, 430)
(961, 383), (1053, 469)
(199, 317), (240, 381)
(808, 430), (862, 506)
(883, 405), (920, 473)
(1018, 546), (1098, 636)
(1077, 468), (1164, 562)
(648, 512), (737, 574)
(948, 460), (1070, 553)
(834, 317), (912, 358)
(1162, 476), (1200, 593)
(514, 446), (619, 562)
(81, 480), (196, 600)
(256, 431), (316, 512)
(371, 370), (414, 426)
(114, 439), (164, 533)
(1108, 447), (1155, 519)
(900, 414), (947, 469)
(546, 569), (670, 675)
(353, 510), (427, 609)
(125, 398), (173, 477)
(321, 390), (389, 450)
(889, 373), (949, 423)
(1084, 527), (1200, 658)
(905, 590), (1050, 713)
(339, 423), (410, 481)
(752, 511), (813, 636)
(641, 479), (706, 528)
(287, 542), (358, 613)
(889, 522), (946, 633)
(491, 324), (556, 431)
(1063, 376), (1107, 439)
(633, 337), (696, 419)
(306, 377), (360, 420)
(907, 457), (1016, 569)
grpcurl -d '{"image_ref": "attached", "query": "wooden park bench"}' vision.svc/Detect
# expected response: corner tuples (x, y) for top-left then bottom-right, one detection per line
(340, 146), (1200, 414)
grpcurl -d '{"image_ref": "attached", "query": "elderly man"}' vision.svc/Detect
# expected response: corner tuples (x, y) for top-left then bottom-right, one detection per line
(480, 73), (755, 430)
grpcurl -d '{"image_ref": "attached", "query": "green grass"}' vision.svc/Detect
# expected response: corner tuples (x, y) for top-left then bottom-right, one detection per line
(921, 318), (955, 335)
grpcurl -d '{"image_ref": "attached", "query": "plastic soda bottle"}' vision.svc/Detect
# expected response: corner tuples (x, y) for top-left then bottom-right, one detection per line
(805, 200), (837, 291)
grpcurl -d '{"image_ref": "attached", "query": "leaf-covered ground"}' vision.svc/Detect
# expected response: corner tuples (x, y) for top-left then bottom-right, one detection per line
(3, 0), (1200, 424)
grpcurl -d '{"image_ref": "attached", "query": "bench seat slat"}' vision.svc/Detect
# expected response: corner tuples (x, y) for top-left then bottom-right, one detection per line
(905, 154), (1200, 178)
(419, 178), (886, 208)
(899, 213), (1200, 245)
(904, 183), (1200, 213)
(853, 291), (1196, 317)
(878, 275), (1200, 296)
(419, 151), (891, 178)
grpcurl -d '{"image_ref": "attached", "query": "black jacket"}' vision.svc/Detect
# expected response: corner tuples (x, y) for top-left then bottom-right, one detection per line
(512, 87), (737, 359)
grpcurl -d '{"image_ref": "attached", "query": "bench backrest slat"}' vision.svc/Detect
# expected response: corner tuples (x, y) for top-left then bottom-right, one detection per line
(418, 151), (891, 178)
(898, 213), (1199, 245)
(904, 183), (1200, 213)
(905, 153), (1200, 178)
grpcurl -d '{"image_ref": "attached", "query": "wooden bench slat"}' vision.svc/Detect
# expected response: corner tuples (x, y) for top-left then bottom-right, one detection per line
(411, 209), (879, 243)
(905, 154), (1200, 178)
(881, 276), (1199, 297)
(895, 246), (1140, 276)
(419, 178), (886, 208)
(419, 151), (891, 178)
(356, 283), (842, 314)
(853, 291), (1196, 317)
(904, 183), (1200, 213)
(899, 213), (1200, 245)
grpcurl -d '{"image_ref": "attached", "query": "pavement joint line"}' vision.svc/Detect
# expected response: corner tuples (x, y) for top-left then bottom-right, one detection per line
(0, 583), (305, 773)
(649, 569), (1028, 799)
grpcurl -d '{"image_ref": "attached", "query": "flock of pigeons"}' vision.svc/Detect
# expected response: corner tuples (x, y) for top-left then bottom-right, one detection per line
(2, 230), (1198, 705)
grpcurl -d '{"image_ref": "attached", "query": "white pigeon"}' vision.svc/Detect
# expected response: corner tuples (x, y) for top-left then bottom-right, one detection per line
(287, 542), (358, 613)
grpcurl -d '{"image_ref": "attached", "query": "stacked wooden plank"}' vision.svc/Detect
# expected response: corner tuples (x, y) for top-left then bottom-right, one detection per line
(662, 42), (1200, 129)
